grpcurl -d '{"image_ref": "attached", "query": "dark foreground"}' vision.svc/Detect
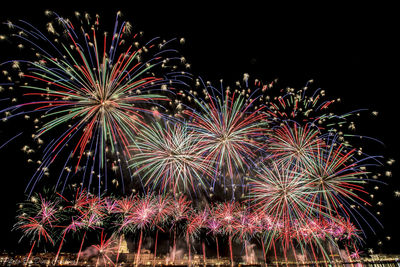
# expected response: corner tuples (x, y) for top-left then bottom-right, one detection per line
(1, 253), (400, 267)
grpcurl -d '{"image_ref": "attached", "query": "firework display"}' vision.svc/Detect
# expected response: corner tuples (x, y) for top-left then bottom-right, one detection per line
(0, 9), (396, 267)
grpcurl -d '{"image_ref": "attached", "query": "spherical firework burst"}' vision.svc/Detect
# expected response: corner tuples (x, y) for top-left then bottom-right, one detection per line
(206, 204), (223, 260)
(306, 137), (372, 220)
(125, 194), (157, 231)
(266, 122), (323, 169)
(13, 193), (60, 264)
(130, 121), (214, 194)
(186, 207), (209, 263)
(0, 10), (189, 194)
(183, 78), (268, 192)
(214, 201), (240, 264)
(115, 194), (136, 216)
(127, 193), (157, 265)
(249, 162), (317, 226)
(153, 194), (173, 228)
(248, 161), (326, 259)
(91, 230), (118, 266)
(186, 207), (208, 239)
(14, 194), (59, 244)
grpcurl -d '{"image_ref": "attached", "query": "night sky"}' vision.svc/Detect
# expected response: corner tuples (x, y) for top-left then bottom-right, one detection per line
(0, 4), (399, 255)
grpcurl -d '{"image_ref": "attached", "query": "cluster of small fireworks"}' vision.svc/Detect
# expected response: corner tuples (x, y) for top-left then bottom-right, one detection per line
(14, 189), (362, 265)
(0, 10), (395, 264)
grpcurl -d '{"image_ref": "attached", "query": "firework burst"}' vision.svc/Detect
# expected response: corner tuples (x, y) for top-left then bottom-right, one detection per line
(13, 193), (60, 264)
(1, 11), (189, 194)
(214, 201), (240, 264)
(266, 122), (323, 169)
(130, 121), (214, 194)
(91, 230), (118, 266)
(248, 161), (323, 257)
(306, 137), (371, 219)
(183, 78), (268, 193)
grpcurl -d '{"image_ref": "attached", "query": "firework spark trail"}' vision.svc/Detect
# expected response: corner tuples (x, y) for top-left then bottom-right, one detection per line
(0, 131), (23, 150)
(114, 192), (138, 259)
(263, 80), (368, 136)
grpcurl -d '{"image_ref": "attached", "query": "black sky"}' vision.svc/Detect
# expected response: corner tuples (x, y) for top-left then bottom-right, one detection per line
(0, 4), (399, 254)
